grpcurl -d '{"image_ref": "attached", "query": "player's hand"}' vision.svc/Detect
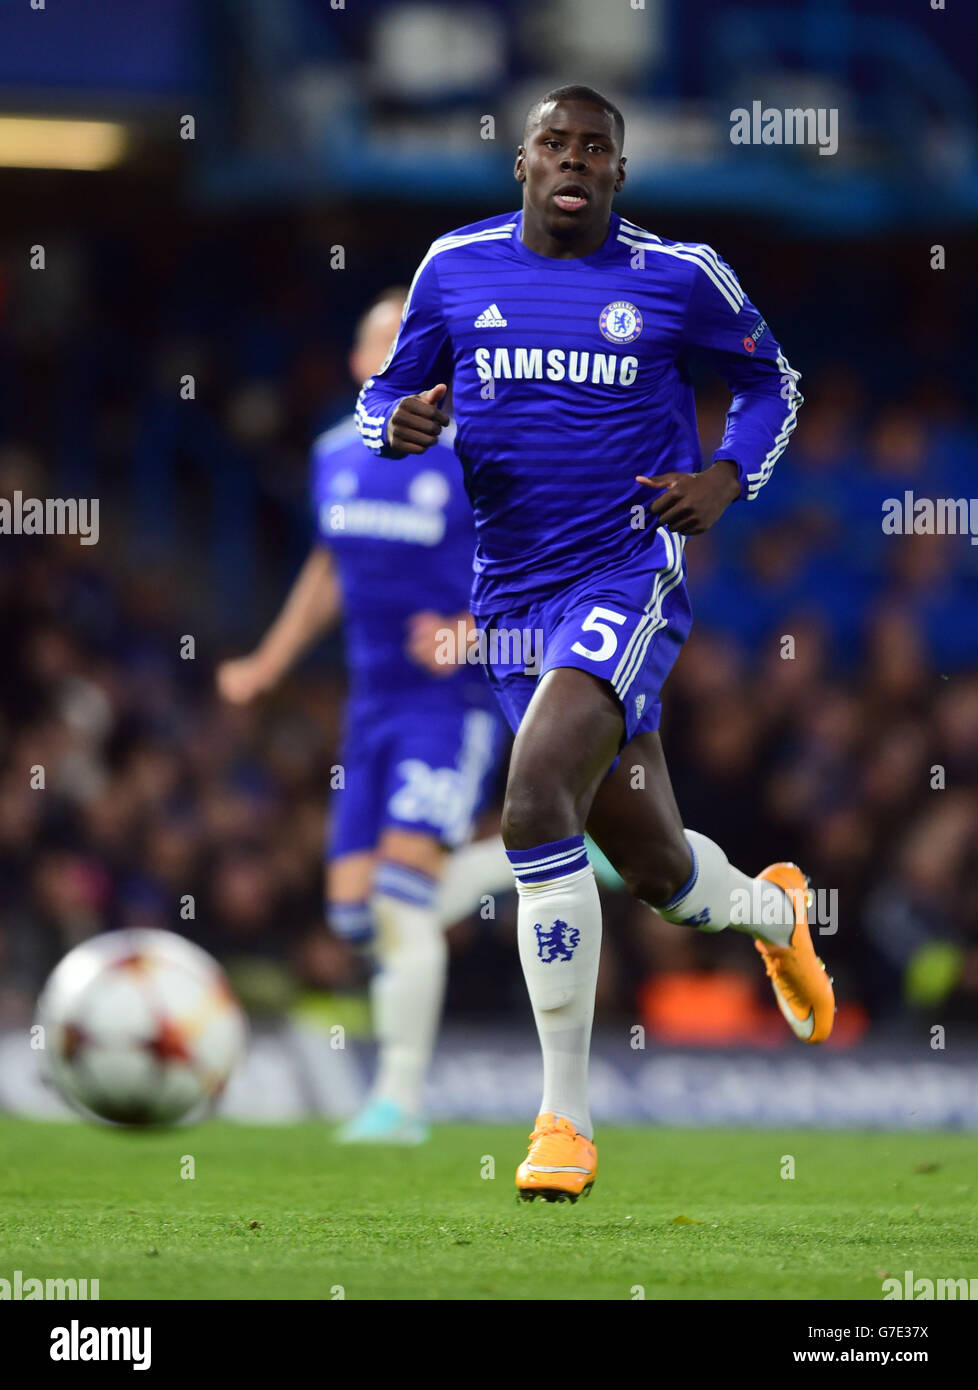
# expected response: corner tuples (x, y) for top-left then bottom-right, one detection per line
(387, 384), (450, 455)
(636, 460), (741, 535)
(405, 609), (463, 677)
(215, 654), (278, 705)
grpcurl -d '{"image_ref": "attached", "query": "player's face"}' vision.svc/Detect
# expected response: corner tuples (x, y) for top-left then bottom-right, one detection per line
(349, 298), (406, 385)
(515, 101), (625, 247)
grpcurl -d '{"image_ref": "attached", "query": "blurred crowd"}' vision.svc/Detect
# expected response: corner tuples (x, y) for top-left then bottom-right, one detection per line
(1, 207), (977, 1042)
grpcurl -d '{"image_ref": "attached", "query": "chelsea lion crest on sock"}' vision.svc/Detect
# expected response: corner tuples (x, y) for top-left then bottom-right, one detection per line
(534, 919), (581, 963)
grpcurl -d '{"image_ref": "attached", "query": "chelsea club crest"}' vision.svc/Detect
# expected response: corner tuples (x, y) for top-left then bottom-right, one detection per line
(599, 301), (643, 345)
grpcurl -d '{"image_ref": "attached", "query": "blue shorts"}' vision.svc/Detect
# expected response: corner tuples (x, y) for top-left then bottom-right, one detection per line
(481, 527), (691, 745)
(327, 687), (505, 859)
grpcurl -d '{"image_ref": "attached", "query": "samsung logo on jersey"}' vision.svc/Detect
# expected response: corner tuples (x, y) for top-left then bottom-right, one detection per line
(474, 347), (638, 386)
(321, 500), (445, 546)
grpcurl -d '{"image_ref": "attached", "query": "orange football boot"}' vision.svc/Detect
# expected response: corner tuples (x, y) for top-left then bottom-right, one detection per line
(754, 862), (835, 1043)
(515, 1113), (597, 1203)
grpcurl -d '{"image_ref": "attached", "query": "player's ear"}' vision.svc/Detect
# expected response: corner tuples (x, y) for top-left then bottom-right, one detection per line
(615, 156), (627, 192)
(514, 146), (526, 183)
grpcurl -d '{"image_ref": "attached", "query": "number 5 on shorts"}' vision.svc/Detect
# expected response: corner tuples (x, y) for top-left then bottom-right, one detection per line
(571, 605), (627, 662)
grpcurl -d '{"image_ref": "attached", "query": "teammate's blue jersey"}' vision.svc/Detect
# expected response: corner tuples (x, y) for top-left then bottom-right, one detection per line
(311, 417), (488, 702)
(356, 210), (802, 615)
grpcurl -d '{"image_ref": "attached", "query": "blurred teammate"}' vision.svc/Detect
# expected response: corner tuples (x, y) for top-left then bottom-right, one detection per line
(357, 87), (833, 1196)
(218, 289), (509, 1144)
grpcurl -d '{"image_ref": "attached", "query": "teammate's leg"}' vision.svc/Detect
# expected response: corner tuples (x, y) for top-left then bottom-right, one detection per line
(325, 716), (384, 951)
(326, 853), (376, 946)
(327, 710), (438, 1142)
(436, 834), (512, 926)
(366, 826), (447, 1133)
(338, 695), (504, 1142)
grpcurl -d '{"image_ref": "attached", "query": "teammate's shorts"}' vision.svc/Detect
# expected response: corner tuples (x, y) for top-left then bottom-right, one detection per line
(480, 526), (692, 745)
(327, 686), (505, 860)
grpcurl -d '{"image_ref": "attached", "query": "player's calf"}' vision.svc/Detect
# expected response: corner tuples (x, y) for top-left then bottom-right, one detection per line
(612, 837), (695, 910)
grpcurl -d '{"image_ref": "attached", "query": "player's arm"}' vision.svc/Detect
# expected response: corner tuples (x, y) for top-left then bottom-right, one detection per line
(216, 546), (341, 704)
(356, 250), (453, 458)
(639, 250), (803, 534)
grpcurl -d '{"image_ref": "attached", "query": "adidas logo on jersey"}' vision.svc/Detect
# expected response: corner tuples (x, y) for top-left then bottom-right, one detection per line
(474, 303), (508, 328)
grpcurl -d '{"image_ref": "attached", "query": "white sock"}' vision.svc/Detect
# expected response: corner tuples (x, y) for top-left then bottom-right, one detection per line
(507, 836), (601, 1140)
(436, 834), (513, 925)
(648, 829), (796, 947)
(368, 863), (447, 1116)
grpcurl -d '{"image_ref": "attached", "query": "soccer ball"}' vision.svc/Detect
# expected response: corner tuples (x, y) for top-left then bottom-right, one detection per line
(37, 929), (246, 1126)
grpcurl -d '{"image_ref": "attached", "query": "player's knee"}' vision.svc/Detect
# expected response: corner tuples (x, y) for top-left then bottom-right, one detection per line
(376, 827), (444, 879)
(618, 838), (692, 907)
(501, 782), (580, 851)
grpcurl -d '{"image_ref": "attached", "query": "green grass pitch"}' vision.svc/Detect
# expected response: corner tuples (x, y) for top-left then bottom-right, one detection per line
(2, 1117), (975, 1300)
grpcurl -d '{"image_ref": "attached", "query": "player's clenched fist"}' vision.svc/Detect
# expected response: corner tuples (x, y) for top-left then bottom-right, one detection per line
(386, 383), (450, 454)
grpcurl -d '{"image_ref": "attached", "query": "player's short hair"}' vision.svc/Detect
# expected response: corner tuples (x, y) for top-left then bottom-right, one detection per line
(355, 285), (409, 342)
(523, 85), (625, 153)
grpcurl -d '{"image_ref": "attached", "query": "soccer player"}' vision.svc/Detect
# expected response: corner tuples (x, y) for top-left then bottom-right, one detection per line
(217, 288), (509, 1144)
(356, 86), (834, 1197)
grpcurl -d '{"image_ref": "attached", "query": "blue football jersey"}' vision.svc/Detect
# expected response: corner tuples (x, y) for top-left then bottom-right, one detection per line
(357, 210), (802, 615)
(311, 417), (489, 702)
